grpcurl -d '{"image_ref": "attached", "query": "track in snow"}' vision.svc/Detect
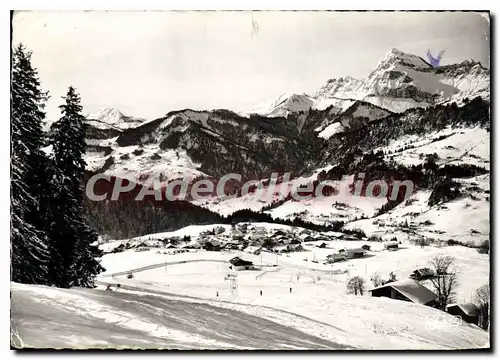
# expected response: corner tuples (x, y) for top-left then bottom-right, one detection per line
(11, 285), (352, 350)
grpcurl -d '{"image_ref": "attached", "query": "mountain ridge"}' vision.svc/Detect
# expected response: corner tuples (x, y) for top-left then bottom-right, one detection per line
(82, 48), (490, 242)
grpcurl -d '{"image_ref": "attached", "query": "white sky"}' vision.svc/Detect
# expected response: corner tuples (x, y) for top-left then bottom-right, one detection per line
(12, 11), (489, 122)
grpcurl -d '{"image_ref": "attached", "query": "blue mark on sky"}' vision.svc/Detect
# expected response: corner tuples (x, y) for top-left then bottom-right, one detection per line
(427, 49), (445, 67)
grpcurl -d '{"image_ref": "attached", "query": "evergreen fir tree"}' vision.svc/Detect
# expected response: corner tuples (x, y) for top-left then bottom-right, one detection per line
(48, 86), (104, 287)
(11, 43), (50, 284)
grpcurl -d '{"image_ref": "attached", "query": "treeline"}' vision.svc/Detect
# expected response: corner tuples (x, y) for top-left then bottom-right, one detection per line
(225, 209), (344, 232)
(86, 197), (344, 240)
(11, 44), (103, 288)
(86, 199), (225, 240)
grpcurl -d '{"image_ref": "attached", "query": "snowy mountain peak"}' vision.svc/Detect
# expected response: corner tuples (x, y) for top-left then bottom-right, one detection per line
(249, 93), (314, 117)
(87, 107), (124, 123)
(249, 48), (489, 121)
(315, 76), (362, 99)
(375, 48), (431, 71)
(85, 107), (145, 130)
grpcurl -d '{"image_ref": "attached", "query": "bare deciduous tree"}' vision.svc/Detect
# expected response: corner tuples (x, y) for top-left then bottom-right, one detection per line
(347, 276), (365, 296)
(473, 283), (490, 330)
(370, 272), (384, 287)
(428, 255), (458, 310)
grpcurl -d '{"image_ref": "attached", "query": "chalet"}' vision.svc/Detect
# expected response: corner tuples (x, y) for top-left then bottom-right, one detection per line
(368, 279), (438, 306)
(253, 226), (268, 235)
(328, 232), (344, 239)
(298, 233), (315, 242)
(229, 256), (254, 270)
(204, 239), (222, 251)
(183, 242), (201, 250)
(287, 244), (304, 252)
(224, 241), (240, 250)
(277, 246), (288, 254)
(231, 229), (244, 241)
(344, 248), (367, 259)
(384, 241), (399, 250)
(312, 233), (329, 241)
(214, 226), (226, 235)
(249, 233), (265, 241)
(410, 268), (435, 281)
(250, 238), (264, 246)
(326, 253), (347, 263)
(446, 303), (480, 325)
(243, 246), (261, 255)
(169, 237), (183, 246)
(236, 223), (248, 232)
(111, 243), (126, 253)
(135, 247), (150, 252)
(271, 229), (288, 237)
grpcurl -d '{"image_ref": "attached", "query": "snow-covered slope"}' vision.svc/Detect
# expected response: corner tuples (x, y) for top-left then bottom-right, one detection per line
(249, 93), (315, 118)
(85, 144), (207, 181)
(341, 125), (490, 246)
(84, 107), (310, 183)
(315, 101), (393, 139)
(11, 282), (342, 350)
(192, 121), (489, 237)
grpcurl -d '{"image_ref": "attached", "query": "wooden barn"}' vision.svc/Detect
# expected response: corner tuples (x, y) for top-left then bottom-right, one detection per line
(229, 256), (254, 271)
(410, 268), (435, 281)
(368, 279), (438, 306)
(342, 248), (367, 259)
(446, 303), (480, 325)
(326, 253), (347, 263)
(384, 241), (399, 250)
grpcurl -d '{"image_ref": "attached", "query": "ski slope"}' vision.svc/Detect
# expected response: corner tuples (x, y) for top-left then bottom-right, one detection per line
(11, 283), (343, 350)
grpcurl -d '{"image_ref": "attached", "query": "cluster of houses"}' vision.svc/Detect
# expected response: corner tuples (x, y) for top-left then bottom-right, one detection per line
(100, 224), (338, 254)
(168, 224), (353, 253)
(325, 241), (400, 264)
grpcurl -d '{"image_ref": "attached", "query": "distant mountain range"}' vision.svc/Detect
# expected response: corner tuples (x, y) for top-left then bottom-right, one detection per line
(83, 48), (489, 179)
(82, 48), (490, 241)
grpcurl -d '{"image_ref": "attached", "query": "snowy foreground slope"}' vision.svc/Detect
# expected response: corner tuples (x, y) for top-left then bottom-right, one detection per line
(11, 283), (343, 350)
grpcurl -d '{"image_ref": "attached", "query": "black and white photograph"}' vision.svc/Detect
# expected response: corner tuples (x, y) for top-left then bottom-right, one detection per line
(9, 9), (491, 351)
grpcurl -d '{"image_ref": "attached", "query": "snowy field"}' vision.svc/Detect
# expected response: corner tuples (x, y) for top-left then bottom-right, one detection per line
(380, 126), (490, 170)
(85, 225), (490, 350)
(12, 221), (489, 350)
(100, 241), (489, 310)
